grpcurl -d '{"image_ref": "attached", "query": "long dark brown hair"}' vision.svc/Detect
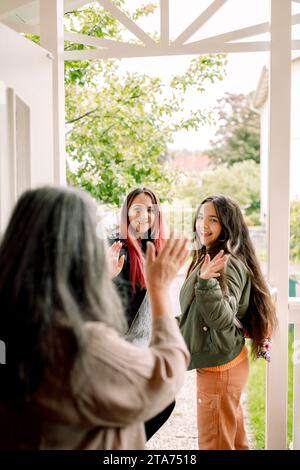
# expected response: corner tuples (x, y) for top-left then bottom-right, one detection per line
(0, 186), (125, 400)
(187, 195), (276, 357)
(119, 187), (165, 290)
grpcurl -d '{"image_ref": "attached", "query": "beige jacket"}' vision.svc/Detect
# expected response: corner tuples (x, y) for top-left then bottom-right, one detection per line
(0, 315), (189, 450)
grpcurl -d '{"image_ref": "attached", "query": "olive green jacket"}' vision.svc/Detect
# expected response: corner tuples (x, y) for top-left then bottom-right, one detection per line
(178, 256), (251, 370)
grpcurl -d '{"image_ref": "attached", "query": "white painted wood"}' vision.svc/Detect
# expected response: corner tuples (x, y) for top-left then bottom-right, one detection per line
(0, 81), (5, 229)
(292, 40), (300, 49)
(15, 95), (31, 196)
(0, 0), (34, 18)
(293, 322), (300, 449)
(178, 41), (270, 53)
(1, 19), (39, 35)
(40, 0), (66, 185)
(186, 21), (270, 46)
(160, 0), (169, 47)
(64, 31), (144, 51)
(289, 299), (300, 324)
(64, 41), (271, 60)
(266, 0), (291, 451)
(97, 0), (156, 47)
(6, 89), (17, 202)
(0, 23), (53, 229)
(292, 13), (300, 24)
(172, 0), (228, 46)
(288, 298), (300, 449)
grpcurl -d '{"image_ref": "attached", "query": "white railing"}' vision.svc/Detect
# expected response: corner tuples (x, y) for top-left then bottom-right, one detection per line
(289, 297), (300, 449)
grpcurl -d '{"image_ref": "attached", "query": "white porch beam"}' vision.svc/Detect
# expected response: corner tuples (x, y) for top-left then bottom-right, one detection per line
(160, 0), (169, 47)
(292, 13), (300, 24)
(293, 40), (300, 49)
(172, 0), (227, 47)
(266, 0), (291, 450)
(64, 41), (270, 60)
(64, 31), (145, 51)
(96, 0), (156, 48)
(40, 0), (66, 185)
(288, 298), (300, 449)
(1, 19), (40, 35)
(186, 21), (269, 46)
(179, 41), (270, 54)
(0, 0), (34, 18)
(64, 0), (91, 13)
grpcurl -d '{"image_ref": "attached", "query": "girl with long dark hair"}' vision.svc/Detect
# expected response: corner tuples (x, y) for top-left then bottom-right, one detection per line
(0, 186), (189, 449)
(179, 195), (276, 450)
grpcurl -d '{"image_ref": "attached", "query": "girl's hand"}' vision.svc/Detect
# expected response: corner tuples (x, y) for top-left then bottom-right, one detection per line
(108, 241), (125, 278)
(199, 250), (228, 280)
(145, 236), (189, 292)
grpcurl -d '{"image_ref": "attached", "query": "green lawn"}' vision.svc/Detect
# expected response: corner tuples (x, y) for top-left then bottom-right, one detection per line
(247, 328), (294, 449)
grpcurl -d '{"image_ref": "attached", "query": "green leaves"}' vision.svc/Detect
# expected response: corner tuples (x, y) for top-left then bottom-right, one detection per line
(53, 3), (226, 205)
(208, 93), (260, 166)
(290, 201), (300, 262)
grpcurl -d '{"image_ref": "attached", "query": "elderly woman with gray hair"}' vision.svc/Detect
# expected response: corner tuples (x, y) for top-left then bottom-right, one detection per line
(0, 186), (189, 450)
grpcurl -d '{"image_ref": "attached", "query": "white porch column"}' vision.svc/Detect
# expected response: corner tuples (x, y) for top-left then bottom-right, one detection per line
(266, 0), (291, 450)
(40, 0), (66, 184)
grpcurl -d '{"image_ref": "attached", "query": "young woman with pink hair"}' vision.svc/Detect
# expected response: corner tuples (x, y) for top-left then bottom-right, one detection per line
(110, 187), (174, 440)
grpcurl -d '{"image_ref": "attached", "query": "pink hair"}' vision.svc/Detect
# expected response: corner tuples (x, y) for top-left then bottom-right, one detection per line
(119, 188), (165, 290)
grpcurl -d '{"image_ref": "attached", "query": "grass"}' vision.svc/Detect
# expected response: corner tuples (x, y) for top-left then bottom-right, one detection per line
(247, 328), (294, 449)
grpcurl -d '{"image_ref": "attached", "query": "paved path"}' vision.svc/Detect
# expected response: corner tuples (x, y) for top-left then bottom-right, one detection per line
(146, 370), (198, 450)
(146, 273), (254, 450)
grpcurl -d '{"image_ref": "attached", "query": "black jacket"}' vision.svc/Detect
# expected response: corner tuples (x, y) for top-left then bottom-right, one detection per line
(109, 235), (148, 329)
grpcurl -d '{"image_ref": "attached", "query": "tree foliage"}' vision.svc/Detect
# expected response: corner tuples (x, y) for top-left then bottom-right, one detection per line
(175, 160), (260, 225)
(290, 200), (300, 263)
(62, 2), (227, 205)
(207, 93), (260, 166)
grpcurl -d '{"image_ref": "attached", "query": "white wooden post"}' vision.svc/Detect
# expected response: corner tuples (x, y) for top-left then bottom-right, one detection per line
(294, 324), (300, 449)
(290, 298), (300, 449)
(40, 0), (66, 185)
(266, 0), (291, 450)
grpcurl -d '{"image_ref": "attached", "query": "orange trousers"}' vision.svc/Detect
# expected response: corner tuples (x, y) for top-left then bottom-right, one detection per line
(196, 357), (250, 450)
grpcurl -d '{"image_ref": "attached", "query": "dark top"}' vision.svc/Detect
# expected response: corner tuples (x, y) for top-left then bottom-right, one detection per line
(108, 235), (148, 329)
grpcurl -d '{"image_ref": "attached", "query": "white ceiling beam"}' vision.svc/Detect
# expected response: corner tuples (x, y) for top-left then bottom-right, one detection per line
(96, 0), (156, 47)
(292, 13), (300, 24)
(64, 40), (270, 60)
(180, 41), (270, 53)
(160, 0), (169, 47)
(0, 0), (34, 18)
(292, 39), (300, 49)
(64, 1), (92, 14)
(64, 31), (145, 51)
(172, 0), (228, 47)
(1, 19), (39, 34)
(186, 21), (269, 46)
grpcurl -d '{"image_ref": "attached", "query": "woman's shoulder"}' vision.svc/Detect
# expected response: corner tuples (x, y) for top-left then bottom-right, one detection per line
(226, 255), (249, 281)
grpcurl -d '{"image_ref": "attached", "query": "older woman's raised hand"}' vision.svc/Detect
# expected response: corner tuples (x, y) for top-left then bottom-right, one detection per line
(108, 241), (125, 278)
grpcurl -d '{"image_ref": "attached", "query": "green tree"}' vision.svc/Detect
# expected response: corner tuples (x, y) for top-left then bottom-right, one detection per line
(176, 160), (260, 224)
(290, 200), (300, 262)
(208, 93), (260, 166)
(63, 2), (226, 205)
(27, 2), (227, 205)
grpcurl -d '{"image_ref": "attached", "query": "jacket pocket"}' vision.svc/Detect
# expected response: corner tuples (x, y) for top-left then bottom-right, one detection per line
(209, 325), (241, 354)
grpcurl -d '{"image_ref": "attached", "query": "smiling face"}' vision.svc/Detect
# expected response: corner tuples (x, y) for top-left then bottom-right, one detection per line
(196, 201), (222, 248)
(128, 193), (156, 236)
